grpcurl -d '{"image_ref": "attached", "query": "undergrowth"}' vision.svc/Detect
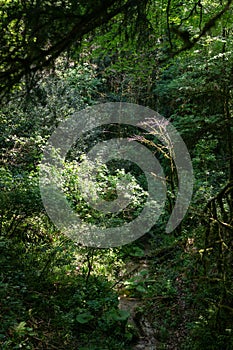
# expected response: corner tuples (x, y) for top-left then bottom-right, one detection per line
(0, 235), (134, 349)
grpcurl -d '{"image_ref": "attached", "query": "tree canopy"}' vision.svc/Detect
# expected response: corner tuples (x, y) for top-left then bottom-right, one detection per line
(1, 0), (233, 98)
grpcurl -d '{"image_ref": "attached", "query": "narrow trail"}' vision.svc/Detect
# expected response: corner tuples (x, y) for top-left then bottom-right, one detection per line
(119, 295), (157, 349)
(117, 245), (158, 350)
(117, 242), (190, 350)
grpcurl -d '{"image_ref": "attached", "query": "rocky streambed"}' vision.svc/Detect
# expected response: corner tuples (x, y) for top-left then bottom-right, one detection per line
(117, 251), (158, 350)
(119, 295), (157, 349)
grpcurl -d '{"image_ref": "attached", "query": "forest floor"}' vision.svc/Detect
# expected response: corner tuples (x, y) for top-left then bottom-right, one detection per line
(117, 242), (190, 350)
(117, 247), (158, 349)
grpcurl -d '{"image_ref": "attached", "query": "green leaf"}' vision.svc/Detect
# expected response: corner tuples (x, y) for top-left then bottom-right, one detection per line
(136, 285), (147, 293)
(139, 269), (149, 276)
(76, 312), (94, 324)
(130, 247), (145, 257)
(108, 309), (130, 322)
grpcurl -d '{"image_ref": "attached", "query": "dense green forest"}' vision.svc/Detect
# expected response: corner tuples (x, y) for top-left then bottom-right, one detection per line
(1, 1), (233, 349)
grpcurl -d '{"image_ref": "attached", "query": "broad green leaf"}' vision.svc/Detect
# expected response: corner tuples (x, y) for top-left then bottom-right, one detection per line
(76, 312), (94, 324)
